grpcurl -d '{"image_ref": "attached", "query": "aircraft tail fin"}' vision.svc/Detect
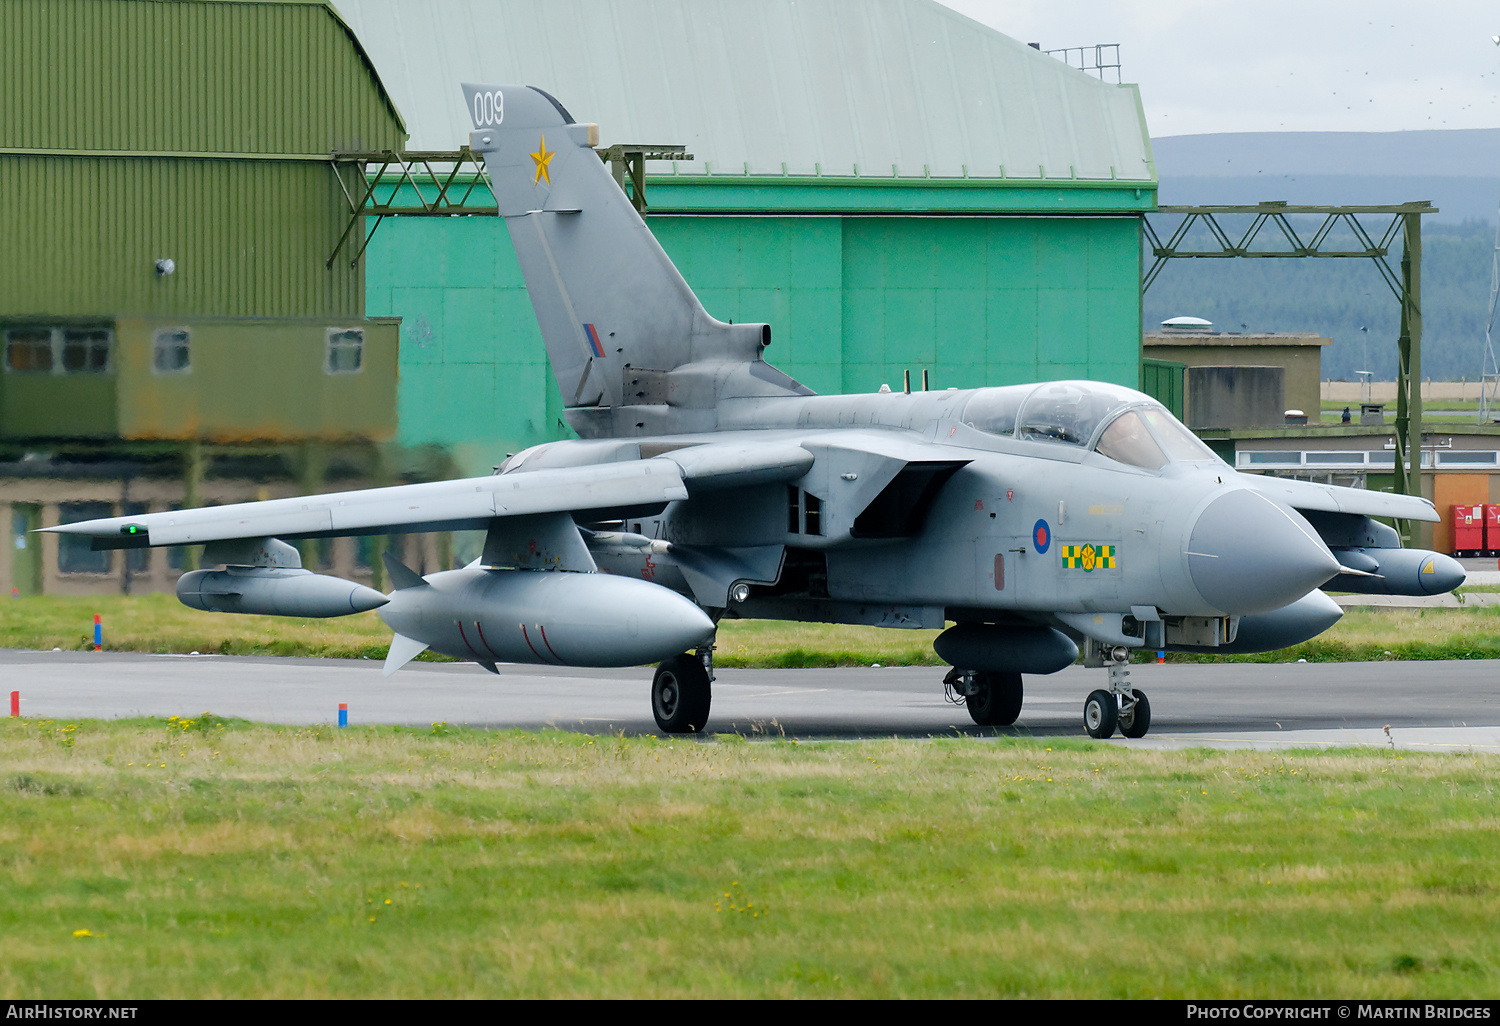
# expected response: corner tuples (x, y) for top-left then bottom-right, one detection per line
(462, 84), (812, 437)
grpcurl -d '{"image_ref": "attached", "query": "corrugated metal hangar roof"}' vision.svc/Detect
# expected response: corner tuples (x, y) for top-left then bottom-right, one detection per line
(333, 0), (1154, 183)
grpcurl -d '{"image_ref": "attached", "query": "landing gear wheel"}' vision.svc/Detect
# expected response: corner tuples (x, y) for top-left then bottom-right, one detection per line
(1083, 688), (1118, 739)
(1117, 689), (1151, 739)
(652, 653), (711, 734)
(965, 671), (1024, 727)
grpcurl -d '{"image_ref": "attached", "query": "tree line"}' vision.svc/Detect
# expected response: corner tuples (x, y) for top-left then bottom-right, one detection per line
(1142, 220), (1497, 382)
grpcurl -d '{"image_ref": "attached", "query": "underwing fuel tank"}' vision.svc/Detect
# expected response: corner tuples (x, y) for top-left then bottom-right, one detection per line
(177, 568), (388, 618)
(378, 567), (717, 667)
(1167, 590), (1345, 655)
(1325, 547), (1466, 596)
(933, 623), (1078, 675)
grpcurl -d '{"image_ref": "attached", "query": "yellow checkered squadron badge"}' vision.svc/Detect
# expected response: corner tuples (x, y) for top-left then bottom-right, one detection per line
(1061, 543), (1116, 571)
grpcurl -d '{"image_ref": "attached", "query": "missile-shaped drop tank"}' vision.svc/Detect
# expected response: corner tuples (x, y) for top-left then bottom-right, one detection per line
(378, 566), (716, 668)
(177, 567), (388, 618)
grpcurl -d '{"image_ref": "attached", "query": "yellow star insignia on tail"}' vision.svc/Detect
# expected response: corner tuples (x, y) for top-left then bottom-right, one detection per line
(531, 136), (554, 185)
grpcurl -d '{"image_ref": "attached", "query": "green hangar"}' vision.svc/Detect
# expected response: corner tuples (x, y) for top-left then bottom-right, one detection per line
(339, 0), (1158, 474)
(1, 0), (1157, 594)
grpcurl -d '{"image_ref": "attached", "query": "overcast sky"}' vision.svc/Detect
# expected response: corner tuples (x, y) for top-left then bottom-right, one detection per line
(938, 0), (1500, 137)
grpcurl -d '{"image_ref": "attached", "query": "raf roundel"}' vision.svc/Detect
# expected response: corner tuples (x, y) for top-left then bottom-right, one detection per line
(1032, 519), (1051, 554)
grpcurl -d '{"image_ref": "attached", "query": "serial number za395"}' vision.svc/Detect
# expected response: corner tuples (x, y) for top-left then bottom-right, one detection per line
(472, 89), (504, 126)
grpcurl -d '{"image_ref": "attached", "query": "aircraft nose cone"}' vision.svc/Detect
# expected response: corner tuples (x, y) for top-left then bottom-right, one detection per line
(1188, 489), (1341, 615)
(1416, 552), (1466, 595)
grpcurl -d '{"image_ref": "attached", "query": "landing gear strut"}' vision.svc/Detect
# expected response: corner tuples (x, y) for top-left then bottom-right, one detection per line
(1082, 645), (1151, 739)
(945, 668), (1024, 727)
(652, 648), (713, 734)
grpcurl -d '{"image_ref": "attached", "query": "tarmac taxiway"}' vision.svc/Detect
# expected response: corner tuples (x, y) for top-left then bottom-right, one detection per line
(2, 648), (1497, 753)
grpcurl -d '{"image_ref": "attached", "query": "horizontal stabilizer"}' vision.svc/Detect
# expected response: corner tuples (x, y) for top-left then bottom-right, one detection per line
(382, 633), (430, 676)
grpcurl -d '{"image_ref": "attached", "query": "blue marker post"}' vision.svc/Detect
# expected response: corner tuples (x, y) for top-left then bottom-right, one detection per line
(338, 703), (348, 728)
(93, 614), (102, 652)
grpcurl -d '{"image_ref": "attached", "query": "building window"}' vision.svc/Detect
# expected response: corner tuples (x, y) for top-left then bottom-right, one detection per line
(3, 326), (113, 374)
(61, 328), (111, 373)
(5, 328), (54, 372)
(326, 328), (363, 374)
(153, 328), (191, 373)
(57, 502), (113, 575)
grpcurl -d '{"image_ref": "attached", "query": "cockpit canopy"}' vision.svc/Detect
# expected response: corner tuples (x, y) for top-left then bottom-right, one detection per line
(960, 381), (1218, 469)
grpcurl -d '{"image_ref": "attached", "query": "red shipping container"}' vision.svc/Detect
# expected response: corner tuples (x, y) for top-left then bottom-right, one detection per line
(1451, 505), (1484, 555)
(1485, 504), (1500, 556)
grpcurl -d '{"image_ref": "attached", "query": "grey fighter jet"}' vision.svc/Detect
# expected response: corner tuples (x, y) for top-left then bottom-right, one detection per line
(47, 84), (1464, 739)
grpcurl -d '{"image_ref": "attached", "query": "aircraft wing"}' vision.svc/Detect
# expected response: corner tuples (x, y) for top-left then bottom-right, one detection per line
(42, 460), (693, 548)
(40, 441), (819, 549)
(658, 442), (813, 491)
(1239, 474), (1440, 523)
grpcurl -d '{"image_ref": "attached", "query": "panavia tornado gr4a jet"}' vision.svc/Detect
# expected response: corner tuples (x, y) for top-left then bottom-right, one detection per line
(47, 84), (1464, 738)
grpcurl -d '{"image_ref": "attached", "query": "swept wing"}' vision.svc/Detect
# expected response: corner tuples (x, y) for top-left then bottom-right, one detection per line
(1238, 474), (1439, 523)
(40, 444), (813, 548)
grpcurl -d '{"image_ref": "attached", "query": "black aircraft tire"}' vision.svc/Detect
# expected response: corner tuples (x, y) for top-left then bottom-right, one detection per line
(1118, 689), (1151, 739)
(965, 671), (1024, 727)
(1084, 689), (1118, 739)
(652, 654), (711, 734)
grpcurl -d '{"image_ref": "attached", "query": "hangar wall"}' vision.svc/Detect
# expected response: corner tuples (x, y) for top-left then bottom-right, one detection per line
(367, 214), (1143, 467)
(0, 0), (413, 596)
(342, 0), (1156, 473)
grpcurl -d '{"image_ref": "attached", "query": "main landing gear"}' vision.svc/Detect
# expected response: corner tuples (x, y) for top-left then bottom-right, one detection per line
(1083, 645), (1151, 739)
(652, 648), (714, 734)
(945, 668), (1024, 727)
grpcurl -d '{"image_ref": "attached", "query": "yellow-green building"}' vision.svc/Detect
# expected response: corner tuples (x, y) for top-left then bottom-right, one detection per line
(0, 0), (408, 595)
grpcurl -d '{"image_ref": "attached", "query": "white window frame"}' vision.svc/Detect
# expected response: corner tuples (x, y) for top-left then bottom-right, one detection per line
(152, 327), (192, 375)
(325, 327), (364, 374)
(3, 325), (114, 375)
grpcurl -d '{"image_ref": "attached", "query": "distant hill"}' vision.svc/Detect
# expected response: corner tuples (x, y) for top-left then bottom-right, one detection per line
(1142, 223), (1495, 383)
(1153, 130), (1500, 223)
(1146, 131), (1500, 380)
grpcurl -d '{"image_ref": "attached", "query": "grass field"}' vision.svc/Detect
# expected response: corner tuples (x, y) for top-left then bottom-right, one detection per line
(1, 718), (1495, 998)
(3, 593), (1500, 667)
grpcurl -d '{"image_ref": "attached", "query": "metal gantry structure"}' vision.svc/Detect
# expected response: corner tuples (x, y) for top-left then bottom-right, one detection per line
(1143, 201), (1434, 506)
(326, 144), (692, 269)
(1043, 43), (1122, 83)
(1481, 215), (1500, 422)
(326, 148), (497, 269)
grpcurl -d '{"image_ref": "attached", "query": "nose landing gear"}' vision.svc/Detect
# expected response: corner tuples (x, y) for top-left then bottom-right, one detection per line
(1083, 645), (1151, 739)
